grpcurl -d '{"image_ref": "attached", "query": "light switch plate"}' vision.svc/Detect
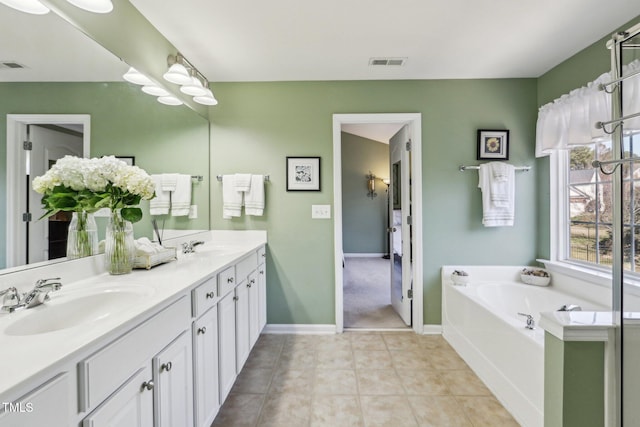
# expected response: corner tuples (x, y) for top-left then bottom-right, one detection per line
(189, 205), (198, 219)
(312, 204), (331, 219)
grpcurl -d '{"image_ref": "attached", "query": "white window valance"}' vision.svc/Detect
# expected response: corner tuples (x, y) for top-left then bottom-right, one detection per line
(535, 59), (640, 157)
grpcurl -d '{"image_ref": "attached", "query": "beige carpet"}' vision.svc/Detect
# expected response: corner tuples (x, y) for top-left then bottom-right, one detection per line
(343, 257), (409, 329)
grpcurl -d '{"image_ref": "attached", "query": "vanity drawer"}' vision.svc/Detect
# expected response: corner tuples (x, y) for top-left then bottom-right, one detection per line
(192, 276), (218, 317)
(217, 266), (236, 297)
(236, 252), (258, 280)
(257, 246), (266, 263)
(78, 296), (190, 412)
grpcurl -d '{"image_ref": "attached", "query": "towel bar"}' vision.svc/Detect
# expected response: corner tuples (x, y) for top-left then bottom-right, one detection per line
(459, 165), (531, 172)
(216, 174), (270, 182)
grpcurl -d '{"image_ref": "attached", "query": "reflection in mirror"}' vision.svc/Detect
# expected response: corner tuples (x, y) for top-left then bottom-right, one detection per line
(1, 7), (210, 269)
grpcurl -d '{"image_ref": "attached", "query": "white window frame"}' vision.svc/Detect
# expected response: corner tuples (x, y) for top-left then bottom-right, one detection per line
(548, 148), (640, 296)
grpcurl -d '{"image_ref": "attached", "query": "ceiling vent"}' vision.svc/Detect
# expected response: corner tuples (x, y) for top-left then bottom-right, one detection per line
(369, 57), (407, 66)
(0, 61), (27, 69)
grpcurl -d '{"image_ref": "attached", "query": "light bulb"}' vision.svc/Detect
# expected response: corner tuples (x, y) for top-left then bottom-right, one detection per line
(163, 63), (191, 85)
(0, 0), (49, 14)
(65, 0), (113, 13)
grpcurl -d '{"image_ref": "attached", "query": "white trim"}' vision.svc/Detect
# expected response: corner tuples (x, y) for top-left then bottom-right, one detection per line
(422, 324), (443, 335)
(262, 324), (336, 334)
(344, 327), (413, 333)
(6, 114), (91, 268)
(333, 113), (423, 335)
(343, 253), (385, 258)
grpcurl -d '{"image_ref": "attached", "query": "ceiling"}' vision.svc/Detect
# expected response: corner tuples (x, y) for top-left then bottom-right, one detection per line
(129, 0), (640, 82)
(342, 124), (404, 144)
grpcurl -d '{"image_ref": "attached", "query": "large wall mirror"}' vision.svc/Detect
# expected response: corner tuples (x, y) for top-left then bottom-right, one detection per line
(0, 6), (210, 270)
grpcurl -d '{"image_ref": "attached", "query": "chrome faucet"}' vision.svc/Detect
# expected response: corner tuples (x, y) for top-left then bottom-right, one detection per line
(181, 240), (205, 254)
(518, 313), (535, 330)
(558, 304), (582, 312)
(0, 278), (62, 312)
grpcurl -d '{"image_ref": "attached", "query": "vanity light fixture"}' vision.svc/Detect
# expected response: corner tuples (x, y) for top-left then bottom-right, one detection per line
(141, 85), (170, 97)
(165, 53), (219, 106)
(163, 55), (192, 85)
(180, 75), (208, 97)
(0, 0), (49, 14)
(193, 89), (218, 106)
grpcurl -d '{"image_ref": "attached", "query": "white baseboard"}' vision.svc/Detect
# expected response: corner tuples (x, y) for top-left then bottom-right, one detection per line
(343, 253), (385, 258)
(422, 324), (443, 335)
(263, 324), (336, 334)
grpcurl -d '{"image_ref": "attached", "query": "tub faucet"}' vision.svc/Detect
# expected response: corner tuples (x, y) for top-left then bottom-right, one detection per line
(182, 240), (205, 254)
(518, 313), (535, 330)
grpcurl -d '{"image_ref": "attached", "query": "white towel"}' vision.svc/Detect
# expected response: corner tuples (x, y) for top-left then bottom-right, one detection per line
(171, 174), (192, 217)
(234, 173), (252, 192)
(161, 173), (179, 192)
(489, 162), (510, 207)
(134, 237), (163, 256)
(478, 163), (515, 227)
(245, 175), (265, 216)
(149, 174), (170, 215)
(222, 175), (243, 219)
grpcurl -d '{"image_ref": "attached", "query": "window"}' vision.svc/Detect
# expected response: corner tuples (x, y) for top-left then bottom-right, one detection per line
(566, 134), (640, 272)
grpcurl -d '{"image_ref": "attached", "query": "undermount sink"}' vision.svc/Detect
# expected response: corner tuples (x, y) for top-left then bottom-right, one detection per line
(3, 284), (154, 336)
(190, 244), (245, 257)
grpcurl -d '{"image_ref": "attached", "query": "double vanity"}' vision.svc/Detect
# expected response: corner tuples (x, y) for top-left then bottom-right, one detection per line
(0, 230), (267, 427)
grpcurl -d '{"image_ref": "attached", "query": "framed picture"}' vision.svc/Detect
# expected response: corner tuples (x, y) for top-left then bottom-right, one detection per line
(477, 129), (509, 160)
(116, 156), (135, 166)
(286, 156), (321, 191)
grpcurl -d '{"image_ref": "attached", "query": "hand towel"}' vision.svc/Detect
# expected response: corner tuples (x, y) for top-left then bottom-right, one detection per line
(222, 175), (243, 219)
(171, 174), (192, 217)
(234, 173), (252, 192)
(161, 173), (179, 192)
(245, 175), (265, 216)
(489, 162), (511, 208)
(149, 174), (170, 215)
(134, 237), (163, 256)
(478, 163), (515, 227)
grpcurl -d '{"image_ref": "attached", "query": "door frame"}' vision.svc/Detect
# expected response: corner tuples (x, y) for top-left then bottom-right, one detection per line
(332, 113), (423, 334)
(6, 114), (90, 268)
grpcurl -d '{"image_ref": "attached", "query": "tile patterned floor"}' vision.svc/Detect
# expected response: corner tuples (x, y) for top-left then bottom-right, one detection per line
(212, 332), (520, 427)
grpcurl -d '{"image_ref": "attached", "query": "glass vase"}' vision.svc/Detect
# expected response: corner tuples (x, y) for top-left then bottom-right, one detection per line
(105, 209), (135, 275)
(66, 211), (98, 259)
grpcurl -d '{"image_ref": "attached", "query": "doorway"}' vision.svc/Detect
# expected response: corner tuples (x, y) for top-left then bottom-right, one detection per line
(333, 113), (423, 334)
(6, 114), (90, 268)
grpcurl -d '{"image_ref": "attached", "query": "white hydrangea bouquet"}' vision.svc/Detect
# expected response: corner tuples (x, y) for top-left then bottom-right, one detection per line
(33, 156), (155, 273)
(32, 155), (155, 222)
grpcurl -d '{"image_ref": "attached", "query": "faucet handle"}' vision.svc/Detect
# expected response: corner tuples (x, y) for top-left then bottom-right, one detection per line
(517, 313), (535, 329)
(35, 278), (62, 290)
(0, 287), (20, 307)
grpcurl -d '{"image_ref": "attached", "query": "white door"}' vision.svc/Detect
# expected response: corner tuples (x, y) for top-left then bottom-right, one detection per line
(27, 125), (83, 263)
(389, 127), (412, 325)
(193, 306), (220, 427)
(218, 291), (237, 403)
(235, 281), (251, 372)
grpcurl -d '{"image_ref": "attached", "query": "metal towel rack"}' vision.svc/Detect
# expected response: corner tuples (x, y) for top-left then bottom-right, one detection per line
(458, 165), (531, 172)
(191, 175), (204, 182)
(216, 174), (270, 182)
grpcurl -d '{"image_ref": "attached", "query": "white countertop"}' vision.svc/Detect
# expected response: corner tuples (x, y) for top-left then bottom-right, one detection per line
(0, 230), (266, 400)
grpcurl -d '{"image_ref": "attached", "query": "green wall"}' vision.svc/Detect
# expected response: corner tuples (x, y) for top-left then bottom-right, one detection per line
(209, 78), (538, 325)
(0, 82), (210, 267)
(341, 131), (389, 254)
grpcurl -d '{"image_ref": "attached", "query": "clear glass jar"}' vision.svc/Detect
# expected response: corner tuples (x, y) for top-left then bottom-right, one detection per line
(105, 209), (135, 274)
(66, 211), (98, 259)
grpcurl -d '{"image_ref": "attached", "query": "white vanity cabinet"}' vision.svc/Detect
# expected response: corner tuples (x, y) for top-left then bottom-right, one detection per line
(258, 247), (267, 331)
(235, 277), (251, 371)
(0, 372), (75, 427)
(192, 275), (221, 427)
(80, 297), (192, 427)
(217, 290), (237, 403)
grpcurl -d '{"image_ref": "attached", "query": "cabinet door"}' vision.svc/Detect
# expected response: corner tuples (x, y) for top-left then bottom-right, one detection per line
(248, 271), (261, 348)
(193, 306), (220, 427)
(82, 366), (153, 427)
(0, 373), (73, 427)
(218, 291), (237, 403)
(258, 263), (267, 332)
(154, 331), (194, 427)
(235, 281), (251, 373)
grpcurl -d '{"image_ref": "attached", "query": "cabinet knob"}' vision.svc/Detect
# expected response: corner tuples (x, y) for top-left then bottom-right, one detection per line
(247, 283), (251, 288)
(206, 292), (215, 299)
(227, 277), (234, 284)
(141, 380), (154, 391)
(261, 253), (266, 258)
(233, 296), (239, 301)
(259, 270), (264, 275)
(198, 326), (207, 335)
(161, 362), (173, 372)
(250, 279), (256, 284)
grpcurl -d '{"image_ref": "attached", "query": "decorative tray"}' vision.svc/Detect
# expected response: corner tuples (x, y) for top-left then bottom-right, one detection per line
(134, 247), (177, 270)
